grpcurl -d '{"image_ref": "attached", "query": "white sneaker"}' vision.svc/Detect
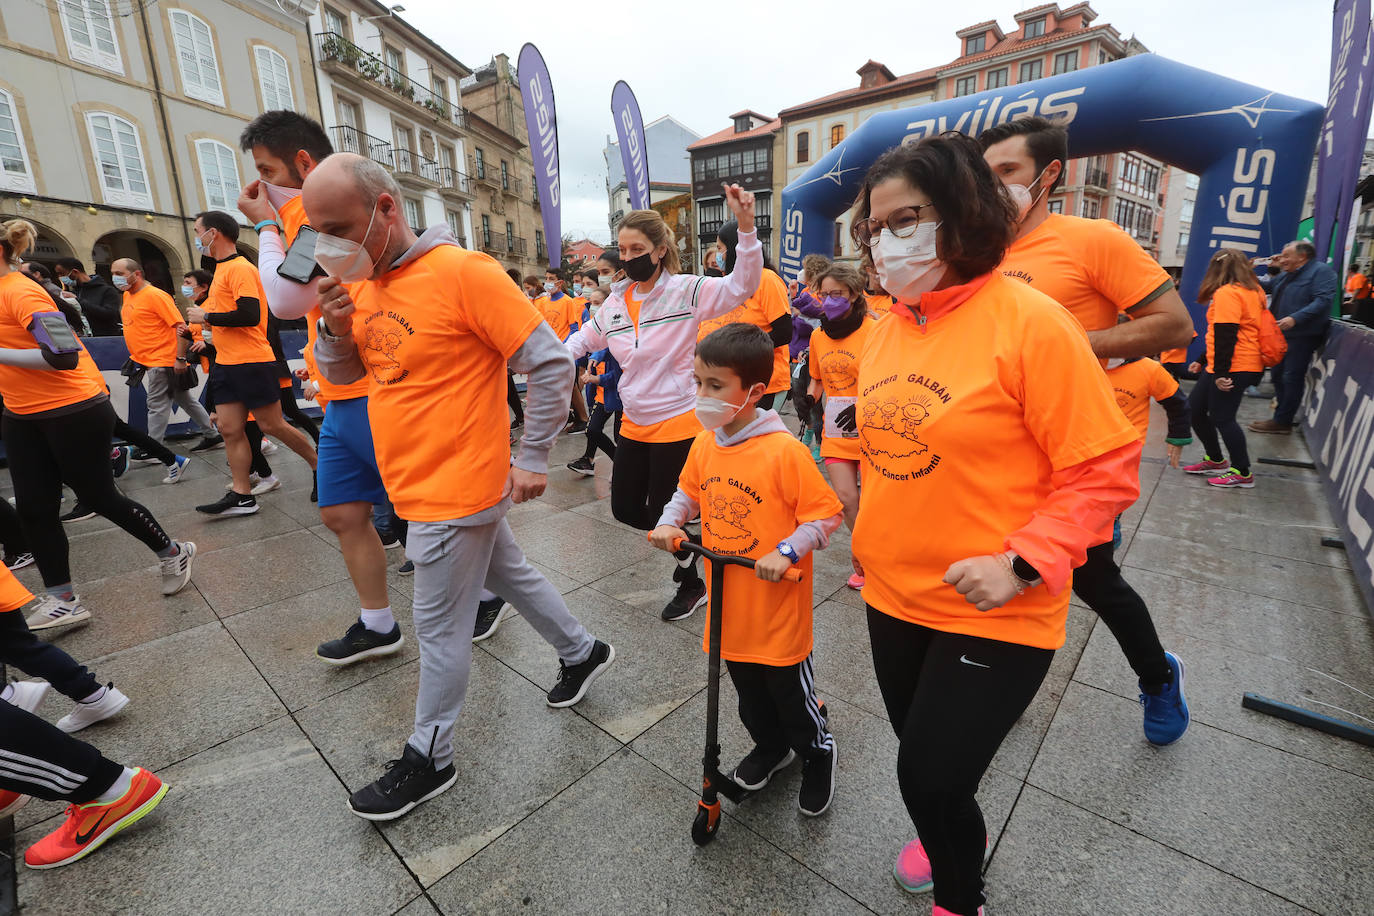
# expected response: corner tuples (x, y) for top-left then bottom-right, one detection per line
(250, 474), (281, 495)
(161, 455), (190, 485)
(159, 540), (196, 596)
(56, 685), (129, 733)
(225, 473), (262, 491)
(4, 679), (49, 713)
(24, 595), (90, 631)
(260, 438), (278, 455)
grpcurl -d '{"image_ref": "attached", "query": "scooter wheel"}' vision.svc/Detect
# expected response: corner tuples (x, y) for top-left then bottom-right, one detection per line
(691, 805), (719, 846)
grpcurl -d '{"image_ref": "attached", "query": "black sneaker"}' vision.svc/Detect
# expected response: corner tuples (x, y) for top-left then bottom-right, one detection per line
(347, 742), (457, 821)
(566, 420), (588, 435)
(547, 639), (615, 708)
(109, 446), (130, 478)
(4, 551), (34, 571)
(472, 596), (512, 642)
(731, 746), (797, 791)
(59, 503), (96, 523)
(317, 620), (404, 666)
(566, 456), (595, 477)
(398, 559), (414, 575)
(375, 526), (402, 549)
(128, 448), (160, 466)
(798, 746), (836, 816)
(310, 471), (318, 504)
(661, 579), (706, 621)
(195, 491), (259, 516)
(190, 434), (224, 452)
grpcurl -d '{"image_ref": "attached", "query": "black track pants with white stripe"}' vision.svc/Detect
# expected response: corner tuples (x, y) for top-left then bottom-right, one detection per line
(0, 702), (121, 803)
(726, 654), (834, 760)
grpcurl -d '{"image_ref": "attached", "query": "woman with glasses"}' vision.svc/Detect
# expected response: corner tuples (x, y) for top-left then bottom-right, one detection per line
(848, 134), (1141, 916)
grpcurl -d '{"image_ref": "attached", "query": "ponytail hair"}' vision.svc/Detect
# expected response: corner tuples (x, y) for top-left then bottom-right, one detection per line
(1, 219), (36, 265)
(619, 210), (681, 275)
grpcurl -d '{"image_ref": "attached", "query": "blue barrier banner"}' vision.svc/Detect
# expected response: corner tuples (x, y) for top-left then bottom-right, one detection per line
(518, 43), (562, 270)
(1303, 320), (1374, 617)
(780, 54), (1324, 354)
(1313, 0), (1374, 265)
(81, 330), (320, 437)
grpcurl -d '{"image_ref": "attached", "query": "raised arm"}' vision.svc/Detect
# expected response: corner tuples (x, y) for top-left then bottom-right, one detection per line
(695, 185), (763, 320)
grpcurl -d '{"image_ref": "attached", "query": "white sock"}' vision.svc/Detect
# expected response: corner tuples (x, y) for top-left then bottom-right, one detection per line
(92, 766), (136, 805)
(359, 606), (395, 634)
(80, 684), (107, 704)
(0, 684), (12, 703)
(479, 589), (499, 602)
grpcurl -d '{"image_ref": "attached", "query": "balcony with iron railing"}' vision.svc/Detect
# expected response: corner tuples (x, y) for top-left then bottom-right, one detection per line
(434, 167), (471, 196)
(501, 175), (522, 197)
(315, 33), (468, 130)
(1083, 167), (1110, 191)
(698, 219), (724, 238)
(469, 157), (498, 188)
(393, 147), (441, 188)
(754, 215), (772, 231)
(513, 236), (528, 256)
(330, 125), (393, 169)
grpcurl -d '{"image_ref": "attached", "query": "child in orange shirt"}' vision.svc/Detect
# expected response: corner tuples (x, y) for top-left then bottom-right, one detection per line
(651, 323), (844, 816)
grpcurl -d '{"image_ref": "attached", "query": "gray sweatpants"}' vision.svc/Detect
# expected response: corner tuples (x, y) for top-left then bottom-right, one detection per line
(407, 511), (596, 769)
(144, 367), (213, 442)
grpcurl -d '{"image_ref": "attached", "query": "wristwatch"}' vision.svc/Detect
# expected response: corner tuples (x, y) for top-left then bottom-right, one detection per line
(776, 541), (799, 564)
(1010, 554), (1042, 586)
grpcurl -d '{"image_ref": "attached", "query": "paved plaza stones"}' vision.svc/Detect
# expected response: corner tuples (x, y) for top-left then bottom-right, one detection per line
(4, 395), (1372, 915)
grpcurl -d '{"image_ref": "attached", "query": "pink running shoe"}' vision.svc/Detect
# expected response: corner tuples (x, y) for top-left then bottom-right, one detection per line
(932, 906), (984, 916)
(894, 837), (934, 893)
(846, 573), (865, 589)
(1207, 469), (1255, 489)
(1181, 458), (1229, 475)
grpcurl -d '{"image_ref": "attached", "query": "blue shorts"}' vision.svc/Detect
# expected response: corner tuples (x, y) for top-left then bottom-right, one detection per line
(316, 396), (388, 508)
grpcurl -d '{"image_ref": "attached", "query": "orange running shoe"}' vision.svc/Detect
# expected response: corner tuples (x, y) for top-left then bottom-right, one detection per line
(24, 768), (168, 869)
(0, 788), (29, 818)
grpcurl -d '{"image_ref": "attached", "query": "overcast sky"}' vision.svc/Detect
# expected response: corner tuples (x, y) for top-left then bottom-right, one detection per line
(403, 0), (1339, 243)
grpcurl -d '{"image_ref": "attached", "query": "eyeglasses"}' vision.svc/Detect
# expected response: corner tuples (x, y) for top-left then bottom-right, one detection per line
(851, 203), (938, 248)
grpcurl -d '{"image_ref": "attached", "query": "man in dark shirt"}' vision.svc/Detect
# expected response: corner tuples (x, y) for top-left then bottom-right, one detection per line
(1250, 240), (1338, 434)
(53, 257), (122, 336)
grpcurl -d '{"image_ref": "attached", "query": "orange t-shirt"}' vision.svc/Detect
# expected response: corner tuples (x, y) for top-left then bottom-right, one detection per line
(698, 269), (790, 393)
(0, 272), (106, 414)
(1159, 346), (1187, 365)
(1205, 284), (1264, 374)
(121, 284), (183, 367)
(301, 343), (330, 410)
(1105, 358), (1179, 442)
(852, 273), (1138, 650)
(591, 355), (606, 406)
(1000, 214), (1173, 337)
(620, 283), (702, 443)
(1346, 272), (1371, 299)
(0, 564), (33, 612)
(204, 255), (273, 365)
(536, 294), (578, 341)
(808, 316), (878, 461)
(278, 196), (370, 402)
(866, 293), (895, 319)
(348, 245), (542, 521)
(678, 428), (843, 665)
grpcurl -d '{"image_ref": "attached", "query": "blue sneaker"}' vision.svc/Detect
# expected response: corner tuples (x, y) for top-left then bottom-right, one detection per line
(161, 454), (190, 485)
(1140, 651), (1189, 746)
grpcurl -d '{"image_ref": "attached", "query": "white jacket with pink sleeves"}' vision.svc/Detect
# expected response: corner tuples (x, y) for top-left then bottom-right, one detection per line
(565, 229), (762, 428)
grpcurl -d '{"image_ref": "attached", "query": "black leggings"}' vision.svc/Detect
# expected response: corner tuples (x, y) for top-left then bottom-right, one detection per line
(790, 362), (822, 434)
(0, 702), (121, 804)
(507, 372), (524, 425)
(1188, 370), (1261, 475)
(582, 404), (621, 461)
(245, 420), (273, 478)
(611, 434), (701, 586)
(3, 400), (172, 587)
(1, 608), (99, 700)
(1072, 542), (1171, 690)
(113, 416), (176, 466)
(0, 494), (27, 554)
(278, 385), (320, 444)
(868, 606), (1054, 916)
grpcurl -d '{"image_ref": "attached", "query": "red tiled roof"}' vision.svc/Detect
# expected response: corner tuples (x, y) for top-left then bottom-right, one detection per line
(777, 66), (941, 119)
(687, 117), (781, 151)
(941, 22), (1120, 70)
(1014, 2), (1059, 19)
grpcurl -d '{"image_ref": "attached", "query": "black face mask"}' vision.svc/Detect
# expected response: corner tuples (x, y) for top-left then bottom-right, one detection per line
(623, 251), (658, 283)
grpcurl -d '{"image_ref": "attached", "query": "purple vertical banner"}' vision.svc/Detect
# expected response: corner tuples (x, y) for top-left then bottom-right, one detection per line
(611, 81), (650, 211)
(1313, 0), (1374, 267)
(518, 43), (561, 269)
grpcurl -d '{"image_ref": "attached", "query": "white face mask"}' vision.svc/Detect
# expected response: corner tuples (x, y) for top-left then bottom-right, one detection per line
(874, 224), (945, 304)
(694, 393), (749, 431)
(263, 181), (301, 210)
(1005, 164), (1052, 222)
(194, 229), (213, 255)
(315, 204), (388, 283)
(1105, 358), (1126, 371)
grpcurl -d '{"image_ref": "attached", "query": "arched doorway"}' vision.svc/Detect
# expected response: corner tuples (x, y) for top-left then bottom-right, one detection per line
(0, 216), (76, 271)
(92, 230), (183, 296)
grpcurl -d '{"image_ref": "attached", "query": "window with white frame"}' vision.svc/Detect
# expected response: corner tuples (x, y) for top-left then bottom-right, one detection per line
(987, 68), (1008, 89)
(0, 91), (36, 193)
(954, 75), (977, 97)
(59, 0), (123, 72)
(404, 197), (421, 230)
(1180, 199), (1195, 223)
(170, 10), (223, 104)
(195, 139), (242, 214)
(445, 208), (461, 238)
(254, 46), (294, 112)
(86, 112), (151, 208)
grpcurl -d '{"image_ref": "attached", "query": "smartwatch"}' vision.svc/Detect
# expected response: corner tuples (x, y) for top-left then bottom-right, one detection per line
(1011, 555), (1041, 584)
(776, 541), (799, 564)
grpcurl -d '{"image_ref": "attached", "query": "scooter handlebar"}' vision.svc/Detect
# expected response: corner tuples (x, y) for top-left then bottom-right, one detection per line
(656, 535), (804, 583)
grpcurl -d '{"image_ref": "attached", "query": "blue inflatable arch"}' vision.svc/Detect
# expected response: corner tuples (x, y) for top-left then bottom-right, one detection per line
(780, 54), (1324, 342)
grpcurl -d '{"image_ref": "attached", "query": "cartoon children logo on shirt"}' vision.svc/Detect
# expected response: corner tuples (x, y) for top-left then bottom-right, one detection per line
(861, 396), (931, 459)
(819, 349), (859, 392)
(858, 371), (951, 481)
(698, 474), (764, 555)
(361, 311), (414, 385)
